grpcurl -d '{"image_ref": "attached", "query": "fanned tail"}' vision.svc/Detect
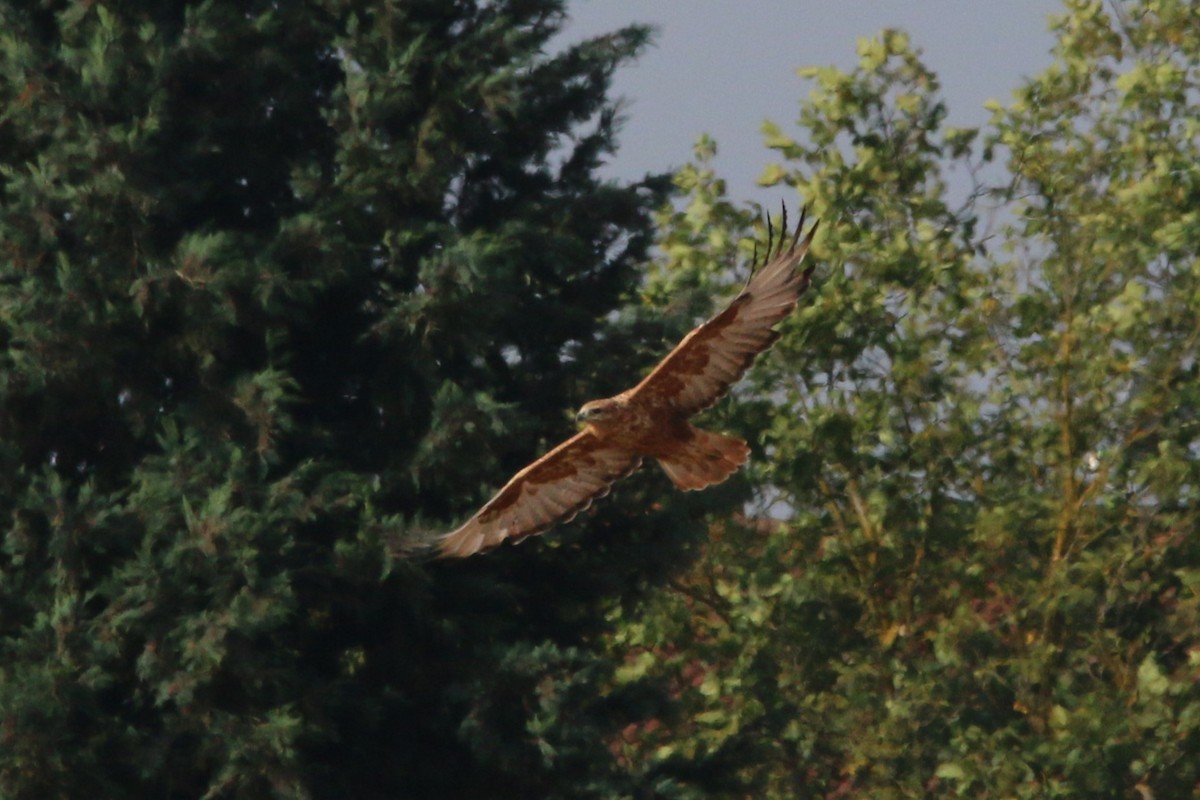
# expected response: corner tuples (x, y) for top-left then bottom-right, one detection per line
(656, 425), (750, 491)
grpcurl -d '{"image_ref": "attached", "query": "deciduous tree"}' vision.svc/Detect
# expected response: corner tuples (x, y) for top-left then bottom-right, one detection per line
(609, 4), (1200, 797)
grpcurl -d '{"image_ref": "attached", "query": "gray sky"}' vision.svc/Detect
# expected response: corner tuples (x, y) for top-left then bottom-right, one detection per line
(561, 1), (1064, 205)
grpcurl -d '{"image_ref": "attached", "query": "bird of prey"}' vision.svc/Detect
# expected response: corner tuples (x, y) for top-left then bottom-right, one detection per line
(438, 206), (819, 558)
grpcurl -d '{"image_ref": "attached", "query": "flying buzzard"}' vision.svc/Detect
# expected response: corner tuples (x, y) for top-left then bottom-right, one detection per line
(438, 206), (819, 558)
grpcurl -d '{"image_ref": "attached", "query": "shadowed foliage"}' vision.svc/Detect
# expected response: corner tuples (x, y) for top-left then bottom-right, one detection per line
(0, 2), (681, 797)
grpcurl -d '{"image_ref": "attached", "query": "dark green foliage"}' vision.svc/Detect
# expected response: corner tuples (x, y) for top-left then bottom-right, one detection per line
(0, 1), (674, 796)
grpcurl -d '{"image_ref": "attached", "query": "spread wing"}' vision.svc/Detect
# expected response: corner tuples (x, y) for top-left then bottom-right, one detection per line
(438, 431), (642, 558)
(628, 205), (819, 415)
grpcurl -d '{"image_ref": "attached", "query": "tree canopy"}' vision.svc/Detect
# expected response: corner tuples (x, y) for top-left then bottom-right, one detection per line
(2, 0), (1198, 798)
(1, 1), (675, 796)
(612, 2), (1200, 797)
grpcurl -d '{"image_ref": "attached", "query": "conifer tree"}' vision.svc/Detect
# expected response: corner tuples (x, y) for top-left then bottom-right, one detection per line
(0, 2), (674, 796)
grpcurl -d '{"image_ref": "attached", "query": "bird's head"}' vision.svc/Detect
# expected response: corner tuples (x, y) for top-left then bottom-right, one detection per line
(576, 398), (621, 426)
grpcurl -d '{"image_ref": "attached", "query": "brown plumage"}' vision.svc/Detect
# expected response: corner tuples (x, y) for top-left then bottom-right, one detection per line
(438, 205), (820, 558)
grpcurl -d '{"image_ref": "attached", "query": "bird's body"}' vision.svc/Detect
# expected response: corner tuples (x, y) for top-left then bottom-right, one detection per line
(438, 206), (819, 558)
(578, 393), (750, 490)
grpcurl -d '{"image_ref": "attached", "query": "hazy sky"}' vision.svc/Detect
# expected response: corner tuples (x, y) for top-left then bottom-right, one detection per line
(560, 1), (1064, 205)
